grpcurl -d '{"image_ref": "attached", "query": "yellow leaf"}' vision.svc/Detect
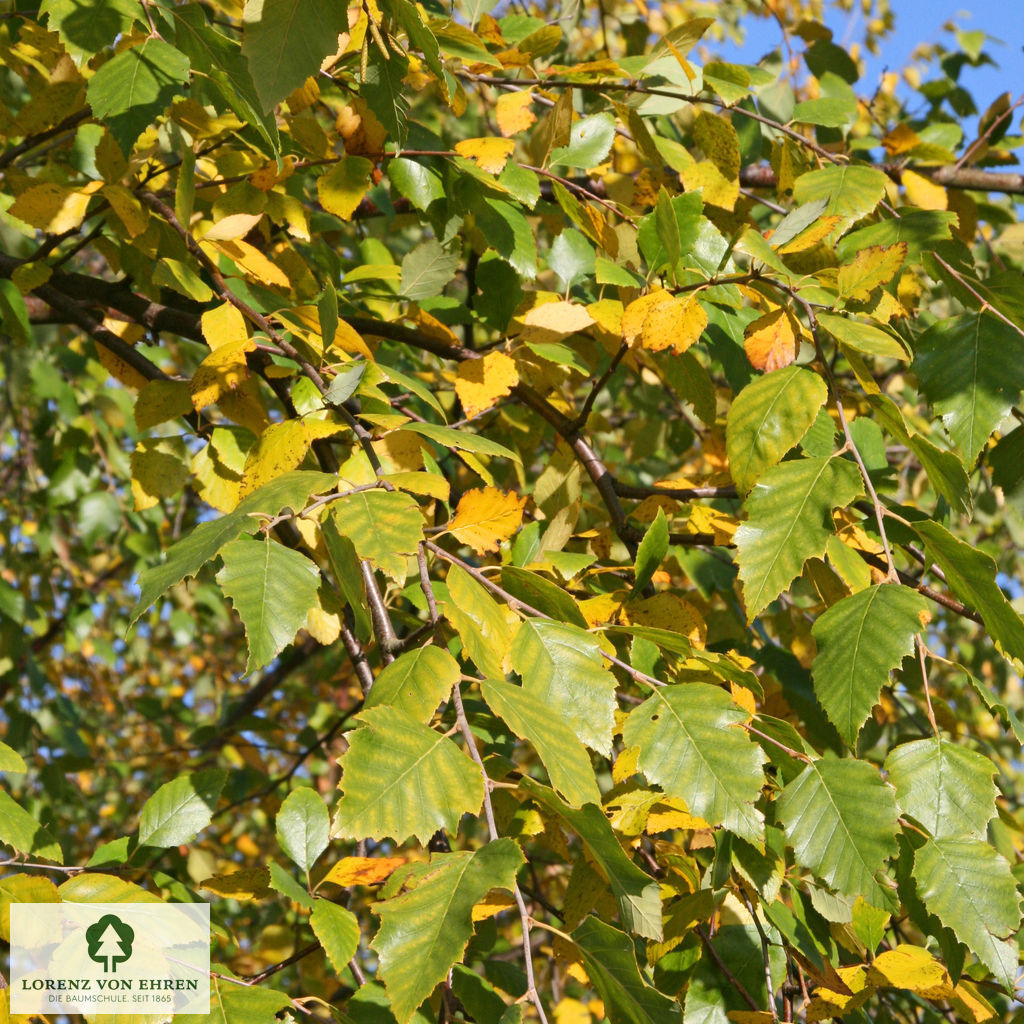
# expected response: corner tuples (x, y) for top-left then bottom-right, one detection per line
(580, 592), (625, 628)
(587, 298), (624, 336)
(866, 945), (955, 999)
(882, 123), (920, 155)
(450, 487), (527, 554)
(730, 684), (756, 717)
(219, 377), (270, 435)
(902, 169), (947, 210)
(202, 211), (264, 241)
(681, 159), (739, 211)
(726, 1013), (775, 1024)
(332, 319), (375, 358)
(199, 868), (272, 900)
(11, 261), (52, 295)
(192, 429), (249, 513)
(131, 436), (188, 511)
(386, 471), (451, 502)
(374, 430), (426, 473)
(837, 243), (908, 301)
(135, 379), (193, 431)
(317, 156), (375, 220)
(806, 967), (874, 1023)
(622, 593), (706, 647)
(202, 238), (290, 289)
(250, 155), (296, 191)
(306, 587), (342, 644)
(631, 494), (681, 523)
(238, 419), (314, 498)
(102, 184), (150, 237)
(621, 290), (674, 345)
(95, 319), (148, 390)
(471, 889), (517, 921)
(320, 856), (406, 887)
(554, 998), (591, 1024)
(454, 350), (520, 419)
(191, 337), (255, 411)
(743, 307), (800, 372)
(202, 301), (250, 351)
(612, 746), (640, 783)
(520, 300), (596, 342)
(455, 137), (516, 174)
(647, 798), (710, 832)
(950, 981), (997, 1023)
(774, 215), (843, 254)
(686, 505), (738, 544)
(496, 91), (536, 137)
(9, 181), (96, 233)
(639, 293), (707, 354)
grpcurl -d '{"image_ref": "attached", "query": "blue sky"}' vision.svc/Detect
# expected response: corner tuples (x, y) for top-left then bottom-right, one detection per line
(722, 1), (1022, 129)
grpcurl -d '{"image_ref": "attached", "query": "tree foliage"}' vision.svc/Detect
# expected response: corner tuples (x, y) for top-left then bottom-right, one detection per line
(1, 0), (1024, 1022)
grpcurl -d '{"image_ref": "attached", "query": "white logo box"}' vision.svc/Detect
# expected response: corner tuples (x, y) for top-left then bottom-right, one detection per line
(10, 902), (210, 1015)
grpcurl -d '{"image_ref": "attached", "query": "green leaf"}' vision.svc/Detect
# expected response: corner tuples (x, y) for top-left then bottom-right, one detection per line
(241, 0), (351, 112)
(885, 737), (997, 839)
(914, 519), (1024, 665)
(169, 3), (279, 155)
(216, 537), (321, 673)
(913, 310), (1024, 466)
(41, 0), (140, 55)
(323, 360), (366, 408)
(510, 620), (616, 757)
(622, 683), (767, 844)
(811, 584), (929, 746)
(867, 394), (971, 516)
(0, 789), (63, 863)
(550, 112), (616, 169)
(333, 706), (484, 844)
(366, 644), (460, 721)
(523, 780), (661, 939)
(837, 210), (957, 264)
(401, 239), (459, 300)
(548, 228), (596, 291)
(472, 197), (537, 278)
(269, 859), (314, 908)
(436, 565), (513, 679)
(372, 840), (524, 1024)
(404, 421), (522, 463)
(362, 47), (410, 147)
(322, 516), (372, 642)
(86, 38), (190, 156)
(131, 471), (335, 625)
(0, 742), (26, 774)
(572, 916), (682, 1024)
(726, 365), (828, 495)
(638, 191), (702, 278)
(482, 678), (601, 808)
(816, 312), (909, 361)
(310, 900), (360, 974)
(138, 768), (227, 848)
(276, 787), (330, 874)
(500, 567), (589, 628)
(776, 756), (898, 905)
(330, 490), (423, 584)
(388, 157), (446, 211)
(633, 508), (668, 595)
(792, 95), (858, 127)
(734, 456), (863, 620)
(178, 975), (292, 1024)
(913, 837), (1021, 989)
(791, 165), (888, 232)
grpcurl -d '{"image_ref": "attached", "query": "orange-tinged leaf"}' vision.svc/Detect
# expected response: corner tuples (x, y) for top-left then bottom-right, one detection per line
(496, 91), (536, 137)
(837, 243), (907, 301)
(743, 307), (800, 372)
(201, 301), (249, 351)
(471, 889), (517, 921)
(320, 856), (406, 887)
(454, 350), (520, 418)
(317, 156), (375, 220)
(639, 293), (707, 354)
(866, 945), (955, 999)
(200, 867), (272, 899)
(455, 137), (516, 174)
(450, 486), (526, 554)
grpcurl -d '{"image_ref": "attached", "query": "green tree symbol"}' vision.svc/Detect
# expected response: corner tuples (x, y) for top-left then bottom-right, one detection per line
(86, 915), (134, 973)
